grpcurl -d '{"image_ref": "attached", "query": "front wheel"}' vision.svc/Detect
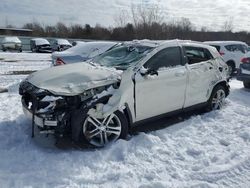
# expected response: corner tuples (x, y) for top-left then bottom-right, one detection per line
(206, 85), (226, 111)
(243, 81), (250, 89)
(79, 111), (128, 147)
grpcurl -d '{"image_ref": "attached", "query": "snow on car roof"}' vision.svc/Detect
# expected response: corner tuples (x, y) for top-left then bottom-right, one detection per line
(1, 36), (21, 43)
(56, 39), (72, 45)
(31, 38), (50, 45)
(204, 41), (247, 45)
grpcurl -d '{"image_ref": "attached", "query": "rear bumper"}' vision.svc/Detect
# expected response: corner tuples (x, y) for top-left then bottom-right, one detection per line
(237, 69), (250, 82)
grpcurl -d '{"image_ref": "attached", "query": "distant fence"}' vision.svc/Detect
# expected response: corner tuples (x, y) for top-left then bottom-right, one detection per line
(0, 35), (99, 51)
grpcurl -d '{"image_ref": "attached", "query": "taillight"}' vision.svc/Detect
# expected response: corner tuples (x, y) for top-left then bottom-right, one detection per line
(241, 57), (250, 64)
(219, 51), (225, 56)
(55, 58), (65, 66)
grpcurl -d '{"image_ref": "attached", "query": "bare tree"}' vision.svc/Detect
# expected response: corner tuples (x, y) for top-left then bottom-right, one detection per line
(222, 17), (234, 32)
(114, 10), (130, 27)
(131, 3), (164, 28)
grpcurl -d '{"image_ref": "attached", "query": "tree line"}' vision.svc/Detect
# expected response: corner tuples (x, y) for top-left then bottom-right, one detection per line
(7, 4), (250, 44)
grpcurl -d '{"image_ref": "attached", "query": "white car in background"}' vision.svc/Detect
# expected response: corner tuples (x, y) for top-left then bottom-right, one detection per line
(51, 41), (118, 66)
(1, 36), (22, 52)
(19, 40), (229, 147)
(204, 41), (248, 75)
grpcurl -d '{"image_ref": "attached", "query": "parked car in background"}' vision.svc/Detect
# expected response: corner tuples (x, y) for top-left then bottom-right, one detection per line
(51, 41), (118, 66)
(51, 39), (72, 52)
(204, 41), (248, 75)
(19, 40), (229, 147)
(30, 38), (52, 53)
(237, 52), (250, 88)
(1, 36), (22, 52)
(72, 41), (85, 46)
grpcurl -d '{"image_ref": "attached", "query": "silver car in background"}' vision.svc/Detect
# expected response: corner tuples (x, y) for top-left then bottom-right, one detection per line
(1, 36), (22, 52)
(51, 39), (72, 52)
(51, 41), (118, 66)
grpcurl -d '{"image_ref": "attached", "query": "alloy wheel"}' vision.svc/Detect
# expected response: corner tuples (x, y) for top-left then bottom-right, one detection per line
(82, 113), (122, 147)
(211, 89), (226, 110)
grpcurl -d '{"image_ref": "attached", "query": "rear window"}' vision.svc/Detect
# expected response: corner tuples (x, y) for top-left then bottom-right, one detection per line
(225, 44), (247, 53)
(211, 45), (220, 52)
(184, 46), (213, 64)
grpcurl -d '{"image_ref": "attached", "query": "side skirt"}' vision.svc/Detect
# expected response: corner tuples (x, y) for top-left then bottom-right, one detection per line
(132, 102), (208, 127)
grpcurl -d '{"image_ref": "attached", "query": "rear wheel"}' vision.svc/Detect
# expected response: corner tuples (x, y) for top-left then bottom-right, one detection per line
(243, 81), (250, 88)
(226, 61), (235, 76)
(206, 85), (226, 111)
(79, 110), (128, 147)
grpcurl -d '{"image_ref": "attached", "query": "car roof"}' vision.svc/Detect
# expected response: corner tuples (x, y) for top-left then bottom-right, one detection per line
(204, 41), (247, 46)
(125, 39), (212, 50)
(2, 36), (21, 43)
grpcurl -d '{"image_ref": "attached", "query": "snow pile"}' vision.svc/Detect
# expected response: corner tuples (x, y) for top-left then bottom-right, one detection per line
(0, 80), (249, 187)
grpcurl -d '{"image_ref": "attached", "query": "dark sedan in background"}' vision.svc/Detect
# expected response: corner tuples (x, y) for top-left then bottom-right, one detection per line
(30, 38), (52, 53)
(237, 52), (250, 88)
(51, 41), (118, 66)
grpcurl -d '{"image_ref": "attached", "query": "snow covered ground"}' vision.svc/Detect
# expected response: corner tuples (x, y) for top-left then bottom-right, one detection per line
(0, 52), (51, 88)
(0, 52), (250, 187)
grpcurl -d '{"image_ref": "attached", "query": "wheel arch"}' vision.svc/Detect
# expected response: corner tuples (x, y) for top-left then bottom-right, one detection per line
(122, 103), (133, 128)
(211, 81), (230, 98)
(226, 60), (236, 69)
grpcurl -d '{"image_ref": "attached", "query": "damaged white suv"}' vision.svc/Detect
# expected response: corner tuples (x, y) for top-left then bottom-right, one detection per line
(19, 40), (229, 147)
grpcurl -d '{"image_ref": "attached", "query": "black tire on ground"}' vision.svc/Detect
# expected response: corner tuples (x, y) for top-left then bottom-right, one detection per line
(226, 61), (235, 76)
(19, 49), (22, 53)
(2, 48), (6, 52)
(206, 85), (226, 112)
(73, 109), (128, 147)
(243, 81), (250, 89)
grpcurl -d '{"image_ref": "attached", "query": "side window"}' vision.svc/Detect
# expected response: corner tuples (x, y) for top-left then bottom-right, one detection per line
(144, 47), (182, 70)
(184, 46), (213, 65)
(225, 44), (246, 53)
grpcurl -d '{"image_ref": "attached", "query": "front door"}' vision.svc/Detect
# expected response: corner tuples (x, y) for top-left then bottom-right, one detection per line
(135, 46), (187, 121)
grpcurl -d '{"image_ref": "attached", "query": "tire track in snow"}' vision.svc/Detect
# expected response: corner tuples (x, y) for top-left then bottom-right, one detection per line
(190, 157), (250, 187)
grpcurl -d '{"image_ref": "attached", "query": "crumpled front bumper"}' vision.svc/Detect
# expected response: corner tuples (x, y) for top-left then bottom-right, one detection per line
(21, 98), (58, 128)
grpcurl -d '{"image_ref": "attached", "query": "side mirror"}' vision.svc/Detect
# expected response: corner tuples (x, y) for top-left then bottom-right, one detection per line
(140, 68), (158, 76)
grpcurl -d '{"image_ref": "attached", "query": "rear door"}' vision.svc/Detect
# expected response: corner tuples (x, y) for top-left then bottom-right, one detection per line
(183, 46), (217, 107)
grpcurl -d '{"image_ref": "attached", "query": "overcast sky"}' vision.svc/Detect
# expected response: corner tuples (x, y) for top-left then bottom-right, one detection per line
(1, 0), (250, 32)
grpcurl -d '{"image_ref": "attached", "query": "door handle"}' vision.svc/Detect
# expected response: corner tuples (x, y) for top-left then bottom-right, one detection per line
(190, 67), (200, 70)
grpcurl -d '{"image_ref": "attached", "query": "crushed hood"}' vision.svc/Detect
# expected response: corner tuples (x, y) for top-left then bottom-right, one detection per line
(26, 62), (121, 96)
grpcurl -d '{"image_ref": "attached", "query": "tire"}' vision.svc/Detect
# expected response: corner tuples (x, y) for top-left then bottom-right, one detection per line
(206, 85), (226, 111)
(75, 110), (128, 147)
(226, 61), (235, 76)
(2, 48), (6, 52)
(243, 81), (250, 89)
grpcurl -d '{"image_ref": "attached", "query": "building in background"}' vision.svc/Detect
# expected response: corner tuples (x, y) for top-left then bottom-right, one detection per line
(0, 28), (33, 36)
